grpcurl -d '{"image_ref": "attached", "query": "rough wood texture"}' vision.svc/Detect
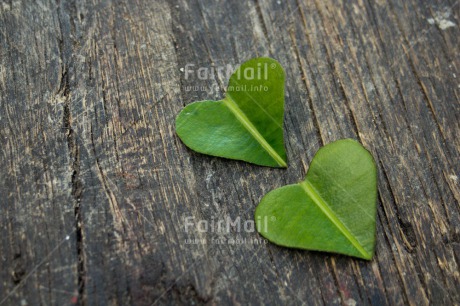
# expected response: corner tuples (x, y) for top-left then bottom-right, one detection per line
(1, 0), (459, 305)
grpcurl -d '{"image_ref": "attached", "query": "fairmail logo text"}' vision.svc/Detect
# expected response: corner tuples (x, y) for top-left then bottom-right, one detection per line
(184, 215), (269, 233)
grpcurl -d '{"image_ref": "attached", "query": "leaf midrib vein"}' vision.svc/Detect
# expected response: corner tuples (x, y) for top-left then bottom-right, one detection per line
(223, 96), (286, 167)
(299, 180), (370, 258)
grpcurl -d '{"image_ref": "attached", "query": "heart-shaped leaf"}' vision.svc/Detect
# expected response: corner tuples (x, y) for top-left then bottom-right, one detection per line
(176, 57), (287, 167)
(255, 139), (377, 260)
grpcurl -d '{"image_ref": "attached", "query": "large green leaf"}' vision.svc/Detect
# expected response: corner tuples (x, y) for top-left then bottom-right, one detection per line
(255, 139), (377, 260)
(175, 57), (287, 167)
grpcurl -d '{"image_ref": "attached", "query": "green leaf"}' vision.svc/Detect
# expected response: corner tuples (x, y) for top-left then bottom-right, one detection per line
(255, 139), (377, 260)
(176, 57), (287, 167)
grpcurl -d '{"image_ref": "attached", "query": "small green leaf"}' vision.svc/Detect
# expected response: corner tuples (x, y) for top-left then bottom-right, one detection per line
(176, 57), (287, 167)
(255, 139), (377, 260)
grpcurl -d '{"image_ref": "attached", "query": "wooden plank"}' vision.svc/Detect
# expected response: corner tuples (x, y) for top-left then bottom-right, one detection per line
(0, 0), (458, 305)
(0, 0), (78, 304)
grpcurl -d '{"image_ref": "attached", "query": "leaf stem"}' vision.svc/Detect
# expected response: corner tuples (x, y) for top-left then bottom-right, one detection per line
(299, 180), (370, 259)
(223, 96), (286, 167)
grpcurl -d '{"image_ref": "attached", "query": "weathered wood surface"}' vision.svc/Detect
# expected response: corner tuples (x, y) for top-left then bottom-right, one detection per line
(0, 0), (459, 305)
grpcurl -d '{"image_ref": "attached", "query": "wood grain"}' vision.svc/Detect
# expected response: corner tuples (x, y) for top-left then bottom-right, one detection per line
(0, 0), (458, 305)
